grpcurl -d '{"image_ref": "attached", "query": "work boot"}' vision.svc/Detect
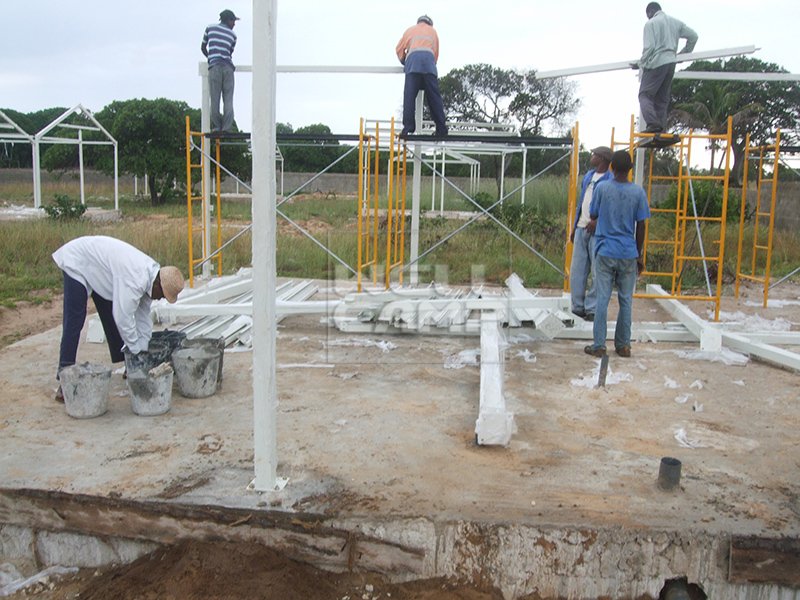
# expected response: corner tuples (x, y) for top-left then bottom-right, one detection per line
(615, 346), (632, 358)
(584, 313), (595, 322)
(584, 345), (606, 357)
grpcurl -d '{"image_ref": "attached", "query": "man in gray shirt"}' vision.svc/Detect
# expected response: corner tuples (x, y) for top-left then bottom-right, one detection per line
(635, 2), (698, 133)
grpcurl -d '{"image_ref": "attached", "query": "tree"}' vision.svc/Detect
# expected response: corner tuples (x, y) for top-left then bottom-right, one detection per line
(0, 107), (67, 169)
(277, 123), (357, 175)
(439, 64), (579, 194)
(89, 98), (195, 205)
(670, 57), (800, 184)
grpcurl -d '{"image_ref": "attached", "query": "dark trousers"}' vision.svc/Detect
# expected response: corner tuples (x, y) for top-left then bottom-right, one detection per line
(402, 72), (447, 134)
(638, 63), (676, 130)
(58, 272), (125, 374)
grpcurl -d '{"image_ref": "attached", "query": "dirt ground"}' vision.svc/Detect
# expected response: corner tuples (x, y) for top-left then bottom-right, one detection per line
(2, 279), (799, 599)
(0, 295), (542, 600)
(5, 540), (512, 600)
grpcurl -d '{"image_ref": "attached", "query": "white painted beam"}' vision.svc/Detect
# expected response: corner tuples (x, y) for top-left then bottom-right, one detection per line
(721, 332), (800, 372)
(250, 0), (283, 492)
(475, 311), (514, 446)
(536, 46), (757, 79)
(647, 284), (721, 351)
(673, 72), (800, 81)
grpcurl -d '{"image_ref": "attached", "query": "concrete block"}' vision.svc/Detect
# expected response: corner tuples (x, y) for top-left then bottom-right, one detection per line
(0, 525), (34, 561)
(36, 531), (157, 568)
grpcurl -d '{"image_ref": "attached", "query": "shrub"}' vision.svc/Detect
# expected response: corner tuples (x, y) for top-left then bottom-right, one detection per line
(43, 194), (86, 220)
(659, 182), (740, 222)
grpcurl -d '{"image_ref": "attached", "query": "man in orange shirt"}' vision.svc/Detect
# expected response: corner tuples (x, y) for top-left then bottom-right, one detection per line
(395, 15), (448, 138)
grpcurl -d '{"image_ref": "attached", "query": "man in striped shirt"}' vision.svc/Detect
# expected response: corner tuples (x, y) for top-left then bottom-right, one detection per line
(201, 9), (239, 133)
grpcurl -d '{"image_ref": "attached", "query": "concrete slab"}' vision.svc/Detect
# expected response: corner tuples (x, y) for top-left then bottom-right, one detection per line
(1, 280), (799, 598)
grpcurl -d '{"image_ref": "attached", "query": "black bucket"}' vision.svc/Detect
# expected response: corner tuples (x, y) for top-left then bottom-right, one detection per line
(151, 329), (187, 358)
(124, 341), (171, 376)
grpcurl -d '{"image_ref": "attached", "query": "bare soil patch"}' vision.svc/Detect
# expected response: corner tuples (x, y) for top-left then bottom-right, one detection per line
(0, 297), (62, 349)
(6, 540), (505, 600)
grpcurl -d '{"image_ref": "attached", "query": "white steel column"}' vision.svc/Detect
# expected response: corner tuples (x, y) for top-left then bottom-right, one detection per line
(200, 63), (213, 279)
(78, 130), (86, 206)
(250, 0), (284, 492)
(113, 142), (119, 210)
(409, 91), (424, 285)
(32, 142), (41, 208)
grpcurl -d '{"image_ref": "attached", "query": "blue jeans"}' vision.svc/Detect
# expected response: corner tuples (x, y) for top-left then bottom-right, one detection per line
(58, 272), (125, 375)
(402, 72), (447, 133)
(569, 227), (595, 314)
(592, 255), (637, 350)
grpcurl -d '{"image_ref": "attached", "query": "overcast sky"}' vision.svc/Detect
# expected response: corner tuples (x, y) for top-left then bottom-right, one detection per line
(2, 1), (798, 151)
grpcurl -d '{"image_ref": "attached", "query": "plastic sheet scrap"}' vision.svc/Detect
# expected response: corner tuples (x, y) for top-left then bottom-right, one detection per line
(712, 310), (792, 332)
(444, 348), (480, 370)
(324, 338), (397, 353)
(515, 349), (537, 363)
(674, 347), (749, 366)
(570, 363), (632, 388)
(674, 427), (706, 449)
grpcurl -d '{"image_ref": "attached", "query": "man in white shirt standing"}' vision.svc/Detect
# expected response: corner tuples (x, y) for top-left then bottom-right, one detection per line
(569, 146), (613, 321)
(52, 236), (184, 402)
(636, 2), (698, 133)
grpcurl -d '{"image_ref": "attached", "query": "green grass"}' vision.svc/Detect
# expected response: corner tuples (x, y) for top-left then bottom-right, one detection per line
(2, 170), (799, 307)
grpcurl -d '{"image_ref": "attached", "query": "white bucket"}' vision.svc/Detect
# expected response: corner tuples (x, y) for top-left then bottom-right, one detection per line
(127, 362), (173, 416)
(60, 363), (111, 419)
(172, 348), (221, 398)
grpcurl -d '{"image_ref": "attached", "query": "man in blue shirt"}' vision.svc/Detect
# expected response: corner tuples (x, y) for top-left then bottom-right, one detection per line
(202, 9), (239, 133)
(584, 150), (650, 358)
(569, 146), (613, 321)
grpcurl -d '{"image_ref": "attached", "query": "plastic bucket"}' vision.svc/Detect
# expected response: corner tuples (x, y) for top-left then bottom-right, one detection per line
(59, 363), (111, 419)
(181, 337), (225, 388)
(172, 347), (221, 399)
(151, 329), (187, 359)
(127, 362), (173, 416)
(124, 343), (171, 376)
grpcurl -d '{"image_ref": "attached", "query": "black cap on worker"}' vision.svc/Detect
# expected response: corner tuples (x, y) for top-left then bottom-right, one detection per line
(417, 15), (433, 26)
(220, 9), (240, 22)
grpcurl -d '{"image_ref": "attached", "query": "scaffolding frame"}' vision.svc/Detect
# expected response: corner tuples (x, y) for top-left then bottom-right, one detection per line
(184, 117), (223, 288)
(735, 130), (782, 307)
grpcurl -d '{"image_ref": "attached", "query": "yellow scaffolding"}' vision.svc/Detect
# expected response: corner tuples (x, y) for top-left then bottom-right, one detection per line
(735, 130), (781, 307)
(563, 122), (581, 293)
(567, 116), (734, 320)
(356, 117), (408, 291)
(184, 116), (223, 288)
(632, 117), (734, 321)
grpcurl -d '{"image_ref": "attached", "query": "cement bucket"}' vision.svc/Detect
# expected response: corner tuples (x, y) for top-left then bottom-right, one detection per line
(172, 347), (221, 399)
(59, 363), (111, 419)
(124, 345), (171, 376)
(151, 329), (187, 358)
(127, 362), (174, 416)
(181, 337), (225, 388)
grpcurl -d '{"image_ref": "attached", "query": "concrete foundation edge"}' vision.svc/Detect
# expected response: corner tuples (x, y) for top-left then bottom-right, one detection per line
(2, 494), (799, 600)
